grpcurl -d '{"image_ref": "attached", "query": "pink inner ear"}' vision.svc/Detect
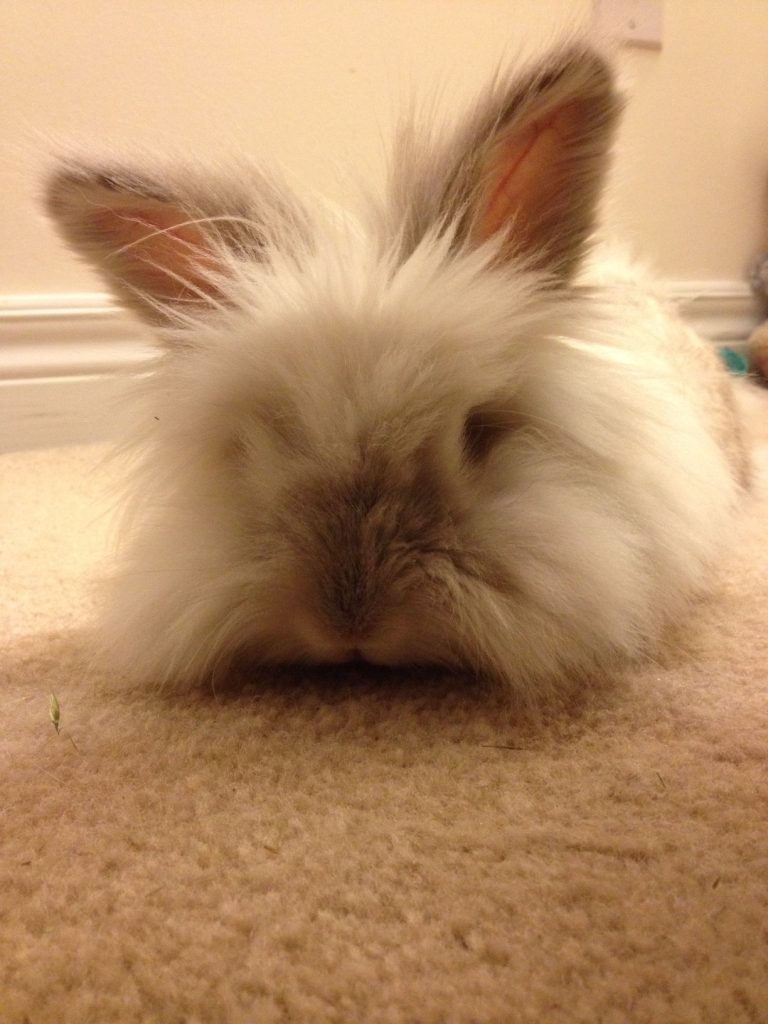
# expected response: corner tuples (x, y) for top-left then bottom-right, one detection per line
(93, 202), (223, 302)
(472, 99), (583, 248)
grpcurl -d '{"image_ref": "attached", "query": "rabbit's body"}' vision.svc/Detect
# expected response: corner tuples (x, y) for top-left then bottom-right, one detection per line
(45, 41), (748, 700)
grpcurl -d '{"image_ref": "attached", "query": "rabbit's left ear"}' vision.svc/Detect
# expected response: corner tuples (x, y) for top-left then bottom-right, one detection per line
(392, 43), (622, 281)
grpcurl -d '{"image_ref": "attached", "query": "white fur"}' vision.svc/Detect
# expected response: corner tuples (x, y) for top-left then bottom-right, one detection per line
(45, 41), (748, 702)
(96, 228), (744, 696)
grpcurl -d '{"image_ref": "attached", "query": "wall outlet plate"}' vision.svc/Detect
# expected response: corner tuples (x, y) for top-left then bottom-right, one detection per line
(593, 0), (663, 49)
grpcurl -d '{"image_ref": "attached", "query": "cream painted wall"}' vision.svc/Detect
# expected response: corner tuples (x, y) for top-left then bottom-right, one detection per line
(2, 0), (768, 295)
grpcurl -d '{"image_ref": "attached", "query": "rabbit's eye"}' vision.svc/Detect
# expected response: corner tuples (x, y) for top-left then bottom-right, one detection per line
(462, 406), (521, 463)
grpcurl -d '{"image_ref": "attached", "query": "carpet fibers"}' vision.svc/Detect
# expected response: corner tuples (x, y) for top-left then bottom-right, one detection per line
(2, 408), (767, 1023)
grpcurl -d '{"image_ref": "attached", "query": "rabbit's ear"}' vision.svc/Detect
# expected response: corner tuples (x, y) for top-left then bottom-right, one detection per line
(45, 161), (307, 324)
(391, 43), (622, 281)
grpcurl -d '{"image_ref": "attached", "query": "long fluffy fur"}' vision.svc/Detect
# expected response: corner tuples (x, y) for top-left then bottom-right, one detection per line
(44, 40), (748, 705)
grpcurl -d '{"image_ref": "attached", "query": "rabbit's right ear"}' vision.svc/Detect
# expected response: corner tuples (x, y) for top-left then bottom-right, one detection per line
(45, 159), (310, 325)
(389, 42), (622, 282)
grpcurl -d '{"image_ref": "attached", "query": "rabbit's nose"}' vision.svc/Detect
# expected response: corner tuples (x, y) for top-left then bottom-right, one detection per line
(330, 646), (364, 664)
(293, 613), (369, 664)
(331, 644), (381, 665)
(315, 644), (373, 666)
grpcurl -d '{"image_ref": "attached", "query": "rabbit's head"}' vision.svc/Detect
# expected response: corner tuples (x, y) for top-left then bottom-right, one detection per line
(46, 42), (632, 695)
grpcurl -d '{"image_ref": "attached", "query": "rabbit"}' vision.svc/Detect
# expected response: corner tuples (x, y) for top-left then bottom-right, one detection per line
(44, 39), (749, 703)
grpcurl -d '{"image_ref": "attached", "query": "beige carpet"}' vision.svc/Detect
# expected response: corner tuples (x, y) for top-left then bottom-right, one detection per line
(2, 404), (767, 1023)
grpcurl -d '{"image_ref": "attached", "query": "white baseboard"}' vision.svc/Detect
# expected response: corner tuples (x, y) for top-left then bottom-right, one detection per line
(0, 294), (152, 454)
(0, 285), (761, 453)
(661, 280), (761, 344)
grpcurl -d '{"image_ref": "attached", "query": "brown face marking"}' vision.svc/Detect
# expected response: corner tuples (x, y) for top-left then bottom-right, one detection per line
(272, 433), (520, 661)
(275, 445), (450, 636)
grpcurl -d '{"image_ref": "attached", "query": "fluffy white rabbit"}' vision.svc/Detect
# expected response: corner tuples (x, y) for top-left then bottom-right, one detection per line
(45, 40), (749, 700)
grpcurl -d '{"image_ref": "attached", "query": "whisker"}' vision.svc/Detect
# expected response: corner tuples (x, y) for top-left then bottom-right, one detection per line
(130, 257), (229, 311)
(108, 213), (265, 258)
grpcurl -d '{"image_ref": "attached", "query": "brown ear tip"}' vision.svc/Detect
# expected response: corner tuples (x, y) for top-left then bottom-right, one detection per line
(42, 174), (74, 223)
(44, 158), (139, 200)
(551, 42), (617, 90)
(42, 163), (156, 233)
(43, 163), (98, 217)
